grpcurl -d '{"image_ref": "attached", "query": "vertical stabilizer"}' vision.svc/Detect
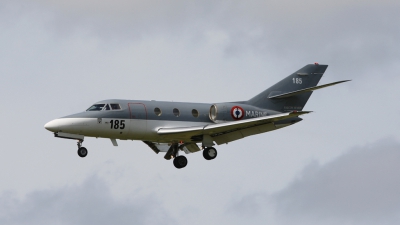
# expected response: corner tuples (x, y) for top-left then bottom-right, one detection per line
(247, 64), (328, 112)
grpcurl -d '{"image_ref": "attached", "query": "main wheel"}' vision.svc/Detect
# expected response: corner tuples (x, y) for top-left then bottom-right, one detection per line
(203, 147), (217, 160)
(173, 156), (188, 169)
(77, 147), (88, 158)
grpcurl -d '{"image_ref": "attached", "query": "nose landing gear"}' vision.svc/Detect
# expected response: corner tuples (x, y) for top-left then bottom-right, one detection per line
(77, 140), (88, 158)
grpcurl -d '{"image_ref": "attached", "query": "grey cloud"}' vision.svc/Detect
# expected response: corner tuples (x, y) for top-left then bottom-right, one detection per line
(272, 138), (400, 224)
(0, 176), (176, 225)
(19, 0), (219, 40)
(227, 192), (269, 217)
(11, 0), (399, 79)
(222, 4), (400, 78)
(228, 139), (400, 225)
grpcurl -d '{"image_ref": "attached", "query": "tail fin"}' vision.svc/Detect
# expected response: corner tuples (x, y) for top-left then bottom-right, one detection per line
(247, 64), (328, 112)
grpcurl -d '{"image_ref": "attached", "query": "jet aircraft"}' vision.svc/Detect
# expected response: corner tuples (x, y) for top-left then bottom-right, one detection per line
(44, 63), (349, 169)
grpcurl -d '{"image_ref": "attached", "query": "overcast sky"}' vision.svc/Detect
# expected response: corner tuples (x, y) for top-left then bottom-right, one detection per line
(1, 0), (400, 224)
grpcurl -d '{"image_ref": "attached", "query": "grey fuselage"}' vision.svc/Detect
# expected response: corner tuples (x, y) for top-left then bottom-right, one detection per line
(46, 99), (292, 144)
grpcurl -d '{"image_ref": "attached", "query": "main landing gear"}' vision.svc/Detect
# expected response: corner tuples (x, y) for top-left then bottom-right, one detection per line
(173, 156), (188, 169)
(170, 147), (217, 169)
(203, 147), (217, 160)
(164, 143), (187, 169)
(171, 147), (218, 169)
(77, 140), (88, 158)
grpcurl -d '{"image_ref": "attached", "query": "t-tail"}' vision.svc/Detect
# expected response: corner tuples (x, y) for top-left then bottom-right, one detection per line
(246, 64), (350, 112)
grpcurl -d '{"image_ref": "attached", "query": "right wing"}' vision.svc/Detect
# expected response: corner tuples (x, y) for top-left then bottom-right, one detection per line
(158, 111), (310, 144)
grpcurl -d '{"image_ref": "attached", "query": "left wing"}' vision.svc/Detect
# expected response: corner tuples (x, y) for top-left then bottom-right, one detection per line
(158, 111), (310, 144)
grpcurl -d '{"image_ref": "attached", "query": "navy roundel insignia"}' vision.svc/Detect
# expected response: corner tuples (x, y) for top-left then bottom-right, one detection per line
(231, 106), (244, 120)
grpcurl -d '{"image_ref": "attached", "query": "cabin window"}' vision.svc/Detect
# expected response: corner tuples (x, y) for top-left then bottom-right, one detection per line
(154, 107), (162, 116)
(86, 104), (105, 111)
(173, 108), (180, 117)
(105, 104), (110, 110)
(192, 109), (199, 118)
(110, 104), (121, 110)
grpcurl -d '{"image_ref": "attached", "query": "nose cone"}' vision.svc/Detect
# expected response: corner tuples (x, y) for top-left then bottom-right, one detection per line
(44, 120), (59, 132)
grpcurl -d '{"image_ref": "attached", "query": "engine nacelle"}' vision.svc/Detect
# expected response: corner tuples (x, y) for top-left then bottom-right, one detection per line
(209, 103), (275, 122)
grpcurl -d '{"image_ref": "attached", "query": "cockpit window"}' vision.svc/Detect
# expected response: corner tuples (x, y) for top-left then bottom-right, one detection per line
(86, 104), (105, 111)
(110, 104), (121, 110)
(86, 103), (121, 111)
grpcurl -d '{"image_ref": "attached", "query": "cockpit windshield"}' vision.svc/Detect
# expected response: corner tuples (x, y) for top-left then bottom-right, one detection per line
(86, 104), (105, 111)
(86, 103), (121, 111)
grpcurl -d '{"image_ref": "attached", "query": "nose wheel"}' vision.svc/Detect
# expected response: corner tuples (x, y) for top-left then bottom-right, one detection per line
(78, 147), (88, 157)
(77, 140), (88, 158)
(203, 147), (217, 160)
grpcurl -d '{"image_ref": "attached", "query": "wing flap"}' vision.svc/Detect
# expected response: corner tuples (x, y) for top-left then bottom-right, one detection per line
(269, 80), (351, 99)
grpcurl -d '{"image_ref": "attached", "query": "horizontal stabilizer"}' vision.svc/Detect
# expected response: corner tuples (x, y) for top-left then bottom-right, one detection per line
(268, 80), (351, 99)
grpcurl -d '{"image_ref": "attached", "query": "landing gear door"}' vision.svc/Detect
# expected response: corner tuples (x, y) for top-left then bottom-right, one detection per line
(128, 103), (147, 139)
